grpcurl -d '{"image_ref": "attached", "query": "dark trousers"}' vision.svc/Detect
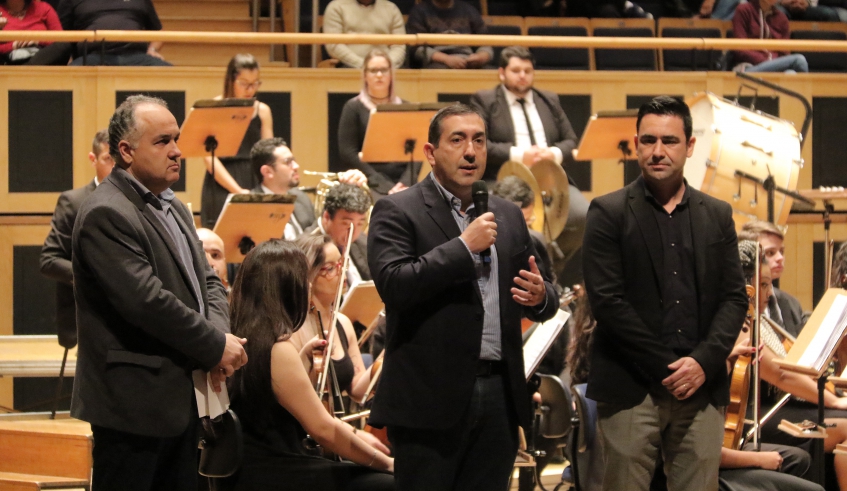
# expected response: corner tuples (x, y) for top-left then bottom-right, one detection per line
(388, 373), (518, 491)
(92, 421), (198, 491)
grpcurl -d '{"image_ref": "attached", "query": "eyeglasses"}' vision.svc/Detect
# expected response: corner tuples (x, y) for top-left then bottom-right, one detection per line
(318, 260), (344, 279)
(366, 68), (390, 75)
(279, 156), (296, 167)
(235, 79), (262, 89)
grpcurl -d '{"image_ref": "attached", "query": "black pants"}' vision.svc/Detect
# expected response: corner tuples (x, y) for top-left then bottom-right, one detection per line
(92, 421), (198, 491)
(388, 373), (519, 491)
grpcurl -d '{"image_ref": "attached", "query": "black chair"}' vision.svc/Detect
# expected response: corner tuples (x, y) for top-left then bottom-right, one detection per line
(389, 0), (417, 15)
(528, 25), (591, 70)
(661, 27), (723, 70)
(791, 30), (847, 72)
(593, 27), (657, 70)
(557, 383), (604, 491)
(487, 23), (523, 66)
(487, 0), (523, 15)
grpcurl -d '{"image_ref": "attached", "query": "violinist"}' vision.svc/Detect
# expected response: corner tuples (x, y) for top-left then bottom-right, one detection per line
(291, 233), (381, 406)
(227, 240), (394, 491)
(735, 239), (847, 490)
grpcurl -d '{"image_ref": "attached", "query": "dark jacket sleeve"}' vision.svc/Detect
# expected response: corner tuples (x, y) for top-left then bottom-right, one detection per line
(40, 191), (76, 285)
(338, 98), (395, 194)
(583, 197), (678, 383)
(57, 0), (75, 30)
(76, 204), (226, 370)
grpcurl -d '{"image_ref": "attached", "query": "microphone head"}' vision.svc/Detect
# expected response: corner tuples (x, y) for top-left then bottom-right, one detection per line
(471, 180), (488, 199)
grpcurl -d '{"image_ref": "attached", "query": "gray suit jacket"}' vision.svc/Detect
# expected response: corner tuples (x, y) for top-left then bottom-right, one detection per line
(40, 179), (97, 349)
(773, 287), (809, 338)
(251, 185), (317, 232)
(71, 167), (229, 437)
(470, 85), (579, 183)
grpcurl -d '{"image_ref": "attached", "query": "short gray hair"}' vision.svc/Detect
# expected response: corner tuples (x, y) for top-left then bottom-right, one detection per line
(109, 95), (168, 166)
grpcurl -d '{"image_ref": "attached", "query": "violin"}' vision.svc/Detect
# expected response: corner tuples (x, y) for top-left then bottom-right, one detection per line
(724, 285), (755, 450)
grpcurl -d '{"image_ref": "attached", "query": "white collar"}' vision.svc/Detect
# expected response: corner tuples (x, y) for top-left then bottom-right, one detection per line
(502, 85), (534, 106)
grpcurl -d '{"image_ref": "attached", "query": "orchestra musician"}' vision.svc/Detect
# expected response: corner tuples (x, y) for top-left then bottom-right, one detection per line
(71, 95), (246, 491)
(582, 96), (748, 491)
(337, 48), (419, 198)
(201, 53), (273, 228)
(226, 240), (394, 491)
(735, 241), (847, 490)
(833, 241), (847, 289)
(367, 103), (559, 490)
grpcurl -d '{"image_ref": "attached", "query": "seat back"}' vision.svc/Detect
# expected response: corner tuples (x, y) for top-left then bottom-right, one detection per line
(561, 384), (605, 491)
(591, 19), (656, 71)
(658, 19), (724, 71)
(527, 25), (591, 70)
(791, 30), (847, 72)
(537, 374), (574, 439)
(484, 17), (524, 65)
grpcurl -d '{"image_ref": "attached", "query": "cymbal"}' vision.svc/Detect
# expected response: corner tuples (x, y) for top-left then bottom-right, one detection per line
(497, 161), (546, 235)
(531, 160), (570, 242)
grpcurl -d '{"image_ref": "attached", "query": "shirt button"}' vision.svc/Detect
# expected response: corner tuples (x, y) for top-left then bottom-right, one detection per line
(673, 271), (678, 275)
(671, 243), (676, 247)
(676, 300), (680, 304)
(678, 329), (682, 333)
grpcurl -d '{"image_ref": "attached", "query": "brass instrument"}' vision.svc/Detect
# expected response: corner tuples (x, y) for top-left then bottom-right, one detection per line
(496, 160), (570, 244)
(302, 170), (371, 220)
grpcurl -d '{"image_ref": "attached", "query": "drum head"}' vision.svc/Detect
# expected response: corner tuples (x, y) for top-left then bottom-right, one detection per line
(497, 161), (546, 235)
(531, 160), (570, 243)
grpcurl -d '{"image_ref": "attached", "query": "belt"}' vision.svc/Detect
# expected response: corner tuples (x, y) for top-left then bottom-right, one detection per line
(476, 360), (505, 377)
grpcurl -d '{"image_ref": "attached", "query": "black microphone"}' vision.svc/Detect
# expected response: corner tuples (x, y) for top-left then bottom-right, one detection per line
(471, 180), (491, 261)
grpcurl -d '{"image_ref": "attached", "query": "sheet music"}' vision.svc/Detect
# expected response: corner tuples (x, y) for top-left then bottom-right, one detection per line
(798, 294), (847, 371)
(193, 369), (230, 419)
(523, 309), (570, 380)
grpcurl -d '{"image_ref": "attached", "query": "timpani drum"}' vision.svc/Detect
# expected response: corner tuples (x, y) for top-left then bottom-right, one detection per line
(685, 92), (802, 227)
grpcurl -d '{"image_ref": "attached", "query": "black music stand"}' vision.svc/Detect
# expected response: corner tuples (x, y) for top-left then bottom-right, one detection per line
(361, 103), (453, 187)
(180, 99), (256, 223)
(213, 193), (296, 263)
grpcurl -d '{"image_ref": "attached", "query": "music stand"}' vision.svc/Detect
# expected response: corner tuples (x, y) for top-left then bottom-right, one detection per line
(575, 110), (638, 186)
(361, 103), (454, 187)
(180, 99), (256, 224)
(213, 193), (296, 263)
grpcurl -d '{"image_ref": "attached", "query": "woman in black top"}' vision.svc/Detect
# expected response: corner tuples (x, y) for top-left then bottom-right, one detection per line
(227, 240), (393, 491)
(338, 48), (418, 198)
(200, 53), (273, 228)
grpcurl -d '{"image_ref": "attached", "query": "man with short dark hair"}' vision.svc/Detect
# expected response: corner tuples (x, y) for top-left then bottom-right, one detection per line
(40, 129), (114, 350)
(368, 103), (558, 490)
(308, 182), (373, 286)
(72, 95), (247, 491)
(250, 137), (316, 240)
(471, 45), (588, 287)
(583, 96), (747, 491)
(741, 220), (809, 337)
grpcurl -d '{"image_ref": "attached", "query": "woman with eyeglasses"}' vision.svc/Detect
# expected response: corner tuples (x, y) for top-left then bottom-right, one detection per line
(200, 53), (274, 228)
(226, 240), (394, 490)
(338, 48), (418, 199)
(291, 234), (382, 406)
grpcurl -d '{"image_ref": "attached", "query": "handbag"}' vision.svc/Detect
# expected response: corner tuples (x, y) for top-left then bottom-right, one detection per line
(198, 409), (244, 478)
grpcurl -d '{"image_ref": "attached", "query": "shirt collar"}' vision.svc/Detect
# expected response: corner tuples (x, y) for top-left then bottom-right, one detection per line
(429, 172), (472, 215)
(260, 184), (274, 195)
(642, 177), (691, 209)
(118, 166), (175, 211)
(94, 176), (101, 186)
(502, 85), (534, 107)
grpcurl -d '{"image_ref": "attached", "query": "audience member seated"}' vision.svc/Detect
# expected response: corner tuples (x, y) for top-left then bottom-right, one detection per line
(338, 49), (419, 198)
(306, 183), (372, 290)
(732, 0), (809, 72)
(57, 0), (170, 66)
(250, 137), (315, 241)
(196, 228), (228, 291)
(291, 234), (379, 403)
(405, 0), (492, 69)
(226, 240), (394, 491)
(0, 0), (66, 65)
(201, 53), (273, 228)
(779, 0), (840, 21)
(323, 0), (406, 69)
(565, 0), (651, 18)
(710, 0), (744, 20)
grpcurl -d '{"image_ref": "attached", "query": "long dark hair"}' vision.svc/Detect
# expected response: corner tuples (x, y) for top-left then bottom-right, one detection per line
(223, 53), (260, 98)
(567, 289), (595, 386)
(228, 240), (309, 423)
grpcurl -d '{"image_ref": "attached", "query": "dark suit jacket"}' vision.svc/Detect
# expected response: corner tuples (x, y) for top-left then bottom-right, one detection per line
(470, 86), (579, 182)
(40, 179), (96, 349)
(773, 287), (809, 338)
(583, 177), (748, 408)
(71, 167), (229, 438)
(367, 176), (559, 431)
(251, 184), (316, 232)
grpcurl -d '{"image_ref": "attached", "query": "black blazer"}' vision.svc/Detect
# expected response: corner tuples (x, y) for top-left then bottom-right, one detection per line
(773, 287), (809, 338)
(40, 179), (96, 349)
(71, 167), (229, 438)
(470, 86), (579, 182)
(251, 184), (316, 232)
(583, 177), (747, 408)
(367, 176), (559, 430)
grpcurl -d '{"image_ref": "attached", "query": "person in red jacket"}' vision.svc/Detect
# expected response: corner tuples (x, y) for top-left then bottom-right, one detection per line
(0, 0), (63, 64)
(732, 0), (809, 72)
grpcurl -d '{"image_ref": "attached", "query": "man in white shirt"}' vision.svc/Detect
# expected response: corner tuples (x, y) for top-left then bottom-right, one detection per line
(470, 45), (589, 287)
(323, 0), (406, 68)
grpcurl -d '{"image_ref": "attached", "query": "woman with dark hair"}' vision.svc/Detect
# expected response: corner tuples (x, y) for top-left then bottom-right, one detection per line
(0, 0), (63, 65)
(291, 234), (381, 406)
(201, 53), (274, 228)
(227, 240), (394, 490)
(338, 48), (418, 198)
(831, 242), (847, 289)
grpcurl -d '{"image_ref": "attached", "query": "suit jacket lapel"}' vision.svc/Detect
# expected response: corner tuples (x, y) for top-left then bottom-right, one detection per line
(422, 177), (462, 241)
(494, 86), (516, 143)
(628, 182), (664, 285)
(171, 202), (207, 314)
(532, 89), (558, 146)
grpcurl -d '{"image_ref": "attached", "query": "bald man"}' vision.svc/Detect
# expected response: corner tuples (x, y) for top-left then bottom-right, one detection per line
(197, 228), (228, 290)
